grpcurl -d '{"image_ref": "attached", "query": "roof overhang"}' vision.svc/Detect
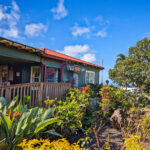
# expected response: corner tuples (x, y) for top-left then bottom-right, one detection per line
(0, 37), (43, 55)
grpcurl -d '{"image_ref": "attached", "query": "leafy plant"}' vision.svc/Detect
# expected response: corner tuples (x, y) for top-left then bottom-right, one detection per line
(52, 88), (90, 136)
(0, 97), (58, 150)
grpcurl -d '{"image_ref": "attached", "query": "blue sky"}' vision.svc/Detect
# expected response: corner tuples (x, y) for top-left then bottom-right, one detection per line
(0, 0), (150, 83)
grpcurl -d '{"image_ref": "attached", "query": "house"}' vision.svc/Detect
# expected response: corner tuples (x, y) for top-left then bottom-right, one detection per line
(0, 36), (104, 88)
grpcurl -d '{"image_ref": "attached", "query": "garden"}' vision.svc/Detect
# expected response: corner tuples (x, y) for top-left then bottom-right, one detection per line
(0, 84), (150, 150)
(0, 38), (150, 150)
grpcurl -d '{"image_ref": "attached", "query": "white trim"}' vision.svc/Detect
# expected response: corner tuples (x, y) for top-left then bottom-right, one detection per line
(30, 66), (41, 83)
(85, 71), (95, 84)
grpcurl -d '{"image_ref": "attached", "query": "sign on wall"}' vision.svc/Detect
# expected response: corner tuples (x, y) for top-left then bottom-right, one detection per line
(68, 65), (81, 73)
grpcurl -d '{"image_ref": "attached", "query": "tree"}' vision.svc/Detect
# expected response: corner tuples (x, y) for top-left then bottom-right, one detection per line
(109, 38), (150, 93)
(116, 53), (126, 63)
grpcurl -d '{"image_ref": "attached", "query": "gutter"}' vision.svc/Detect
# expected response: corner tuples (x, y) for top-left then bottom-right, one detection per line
(40, 58), (47, 82)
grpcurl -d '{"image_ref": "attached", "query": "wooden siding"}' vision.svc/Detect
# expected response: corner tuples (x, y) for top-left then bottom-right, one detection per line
(0, 82), (70, 106)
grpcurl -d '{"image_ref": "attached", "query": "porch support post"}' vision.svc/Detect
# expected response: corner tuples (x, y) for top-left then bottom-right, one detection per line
(38, 82), (44, 106)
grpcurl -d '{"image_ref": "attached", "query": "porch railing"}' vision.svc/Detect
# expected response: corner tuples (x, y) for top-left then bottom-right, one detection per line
(0, 82), (70, 106)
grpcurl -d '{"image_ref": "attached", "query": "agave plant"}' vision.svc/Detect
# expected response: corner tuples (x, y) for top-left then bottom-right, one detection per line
(0, 97), (58, 150)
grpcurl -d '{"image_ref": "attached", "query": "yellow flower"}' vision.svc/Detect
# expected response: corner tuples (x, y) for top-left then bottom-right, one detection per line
(18, 138), (85, 150)
(124, 135), (147, 150)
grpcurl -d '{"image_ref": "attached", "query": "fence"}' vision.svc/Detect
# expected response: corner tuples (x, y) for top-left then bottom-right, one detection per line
(0, 82), (70, 106)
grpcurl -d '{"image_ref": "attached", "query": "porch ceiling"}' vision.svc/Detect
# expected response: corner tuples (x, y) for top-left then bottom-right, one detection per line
(0, 55), (34, 64)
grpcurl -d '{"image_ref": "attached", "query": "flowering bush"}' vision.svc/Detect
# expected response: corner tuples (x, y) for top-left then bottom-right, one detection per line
(80, 86), (88, 92)
(99, 85), (123, 116)
(80, 84), (101, 98)
(18, 138), (85, 150)
(124, 135), (147, 150)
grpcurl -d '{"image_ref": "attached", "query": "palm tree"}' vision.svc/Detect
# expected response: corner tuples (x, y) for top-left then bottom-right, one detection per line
(116, 53), (126, 63)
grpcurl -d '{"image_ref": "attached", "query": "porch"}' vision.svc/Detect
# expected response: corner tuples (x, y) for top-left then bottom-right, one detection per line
(0, 82), (70, 106)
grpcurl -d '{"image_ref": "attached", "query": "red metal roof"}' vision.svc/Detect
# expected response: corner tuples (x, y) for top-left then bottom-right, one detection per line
(41, 48), (104, 69)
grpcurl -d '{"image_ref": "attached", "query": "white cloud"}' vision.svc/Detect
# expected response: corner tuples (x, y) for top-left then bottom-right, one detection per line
(0, 0), (20, 38)
(3, 27), (19, 38)
(81, 53), (96, 62)
(58, 44), (89, 57)
(58, 44), (96, 63)
(12, 0), (19, 12)
(51, 0), (68, 20)
(72, 24), (90, 37)
(94, 29), (107, 38)
(25, 23), (48, 37)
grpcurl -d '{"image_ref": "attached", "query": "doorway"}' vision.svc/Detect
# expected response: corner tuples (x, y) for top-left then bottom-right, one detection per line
(73, 73), (79, 87)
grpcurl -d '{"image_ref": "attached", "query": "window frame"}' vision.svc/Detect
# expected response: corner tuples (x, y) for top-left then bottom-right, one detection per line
(46, 68), (58, 83)
(85, 70), (95, 84)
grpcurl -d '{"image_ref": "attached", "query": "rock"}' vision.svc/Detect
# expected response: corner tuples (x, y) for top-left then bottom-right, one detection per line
(110, 109), (125, 129)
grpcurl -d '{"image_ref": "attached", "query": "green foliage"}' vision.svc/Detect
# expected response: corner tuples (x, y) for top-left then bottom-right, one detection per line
(109, 38), (150, 93)
(61, 88), (89, 133)
(0, 97), (58, 150)
(124, 92), (150, 108)
(99, 85), (126, 116)
(51, 88), (90, 136)
(44, 97), (57, 109)
(86, 84), (102, 98)
(99, 85), (150, 117)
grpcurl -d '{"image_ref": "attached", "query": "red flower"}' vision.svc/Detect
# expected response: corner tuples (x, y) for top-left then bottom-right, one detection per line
(80, 86), (88, 91)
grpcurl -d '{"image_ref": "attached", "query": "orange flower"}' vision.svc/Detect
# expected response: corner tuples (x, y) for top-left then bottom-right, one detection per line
(8, 109), (12, 117)
(13, 112), (21, 117)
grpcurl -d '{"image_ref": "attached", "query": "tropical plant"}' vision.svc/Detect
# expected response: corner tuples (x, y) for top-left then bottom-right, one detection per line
(0, 97), (58, 150)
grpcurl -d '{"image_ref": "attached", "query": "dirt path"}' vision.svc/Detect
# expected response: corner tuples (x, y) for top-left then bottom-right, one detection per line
(87, 126), (150, 150)
(87, 126), (124, 150)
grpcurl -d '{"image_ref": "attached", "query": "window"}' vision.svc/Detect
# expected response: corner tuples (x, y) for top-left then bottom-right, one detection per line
(31, 66), (41, 83)
(85, 71), (95, 84)
(46, 68), (58, 83)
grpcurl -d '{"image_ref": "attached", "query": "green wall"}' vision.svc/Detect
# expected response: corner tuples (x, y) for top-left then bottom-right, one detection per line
(0, 44), (101, 87)
(63, 63), (100, 87)
(44, 58), (62, 68)
(0, 44), (41, 62)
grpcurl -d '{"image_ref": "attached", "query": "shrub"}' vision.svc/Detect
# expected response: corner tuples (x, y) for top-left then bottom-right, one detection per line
(99, 85), (125, 116)
(45, 88), (90, 136)
(99, 85), (150, 117)
(84, 84), (102, 98)
(18, 138), (85, 150)
(125, 92), (150, 108)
